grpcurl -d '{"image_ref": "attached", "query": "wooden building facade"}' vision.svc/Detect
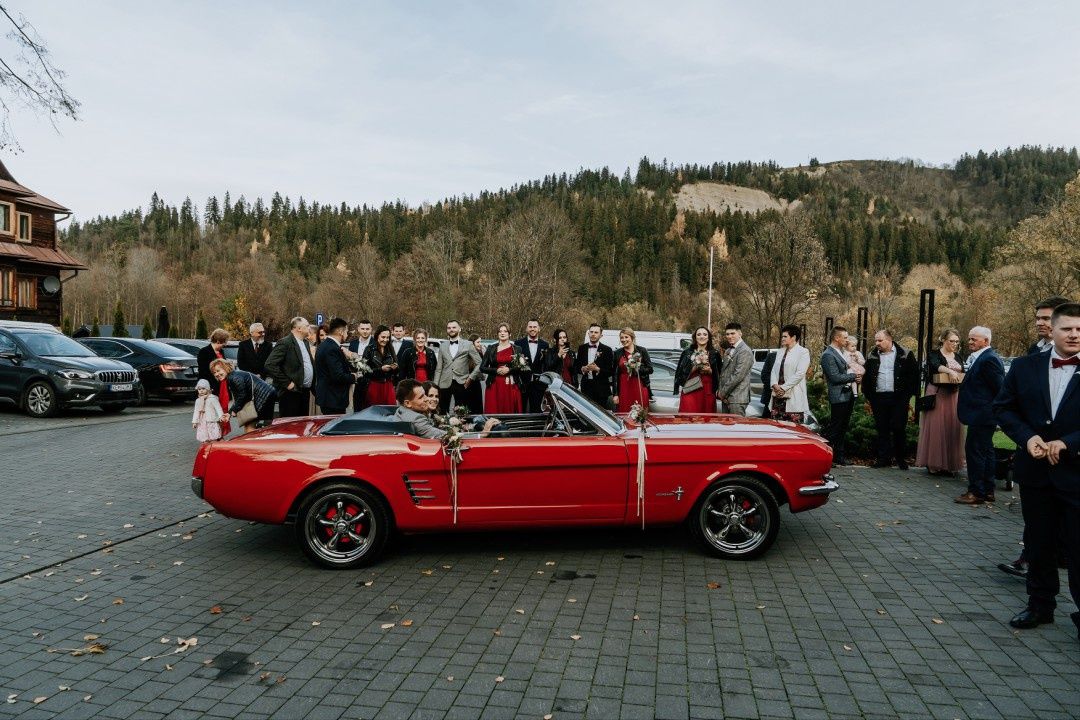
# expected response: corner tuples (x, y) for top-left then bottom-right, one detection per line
(0, 160), (84, 326)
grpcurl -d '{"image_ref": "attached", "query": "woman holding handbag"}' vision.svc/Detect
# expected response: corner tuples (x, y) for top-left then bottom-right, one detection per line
(916, 328), (966, 476)
(674, 326), (721, 413)
(210, 359), (277, 434)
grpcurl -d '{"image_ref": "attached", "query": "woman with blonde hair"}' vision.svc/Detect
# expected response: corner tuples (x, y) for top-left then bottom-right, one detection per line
(612, 327), (653, 413)
(916, 327), (966, 475)
(209, 358), (278, 434)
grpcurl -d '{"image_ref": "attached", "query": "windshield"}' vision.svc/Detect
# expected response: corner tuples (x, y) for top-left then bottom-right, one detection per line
(17, 332), (97, 357)
(553, 381), (623, 435)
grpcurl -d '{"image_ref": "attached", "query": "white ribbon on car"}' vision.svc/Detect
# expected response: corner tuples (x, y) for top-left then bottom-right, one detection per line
(635, 429), (648, 529)
(449, 449), (461, 524)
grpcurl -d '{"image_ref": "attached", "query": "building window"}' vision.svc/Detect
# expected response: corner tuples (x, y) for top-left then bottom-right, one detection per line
(0, 202), (10, 235)
(16, 212), (31, 242)
(0, 267), (13, 307)
(16, 275), (36, 309)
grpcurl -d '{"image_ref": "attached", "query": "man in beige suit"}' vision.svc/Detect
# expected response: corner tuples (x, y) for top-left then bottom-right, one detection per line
(434, 320), (483, 413)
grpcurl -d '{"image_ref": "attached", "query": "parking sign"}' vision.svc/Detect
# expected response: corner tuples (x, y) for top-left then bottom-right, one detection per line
(315, 313), (325, 326)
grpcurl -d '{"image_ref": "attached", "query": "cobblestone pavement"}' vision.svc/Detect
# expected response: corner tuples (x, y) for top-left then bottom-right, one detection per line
(1, 411), (1078, 719)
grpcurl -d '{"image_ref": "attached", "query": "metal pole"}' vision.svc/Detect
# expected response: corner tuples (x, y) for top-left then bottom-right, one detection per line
(824, 316), (834, 343)
(857, 306), (869, 357)
(706, 246), (714, 331)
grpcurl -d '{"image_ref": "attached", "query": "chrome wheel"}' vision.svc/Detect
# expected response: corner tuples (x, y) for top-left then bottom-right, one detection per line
(25, 382), (57, 417)
(296, 484), (390, 568)
(691, 476), (779, 560)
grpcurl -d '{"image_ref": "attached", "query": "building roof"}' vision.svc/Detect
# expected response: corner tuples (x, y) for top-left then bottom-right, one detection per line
(0, 241), (87, 269)
(0, 159), (70, 213)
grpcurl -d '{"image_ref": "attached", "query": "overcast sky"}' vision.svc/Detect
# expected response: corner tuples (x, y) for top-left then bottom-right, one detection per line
(5, 1), (1080, 219)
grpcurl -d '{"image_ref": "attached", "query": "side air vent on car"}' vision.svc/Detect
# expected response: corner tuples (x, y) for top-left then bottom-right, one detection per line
(403, 474), (436, 505)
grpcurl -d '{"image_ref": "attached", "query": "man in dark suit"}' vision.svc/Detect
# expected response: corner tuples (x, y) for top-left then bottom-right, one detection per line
(820, 326), (863, 466)
(514, 318), (550, 413)
(955, 326), (1006, 504)
(314, 318), (358, 415)
(994, 303), (1080, 639)
(348, 320), (373, 412)
(390, 323), (413, 359)
(264, 316), (314, 417)
(863, 329), (920, 470)
(573, 323), (614, 408)
(236, 322), (273, 378)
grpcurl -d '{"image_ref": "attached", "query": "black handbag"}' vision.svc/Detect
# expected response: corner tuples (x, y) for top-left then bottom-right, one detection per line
(915, 394), (936, 413)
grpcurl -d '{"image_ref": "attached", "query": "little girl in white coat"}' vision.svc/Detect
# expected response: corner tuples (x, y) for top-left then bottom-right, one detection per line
(192, 379), (224, 442)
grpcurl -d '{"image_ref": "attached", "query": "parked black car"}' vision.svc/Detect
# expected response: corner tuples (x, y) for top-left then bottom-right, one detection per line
(0, 321), (140, 417)
(157, 338), (241, 367)
(78, 337), (200, 405)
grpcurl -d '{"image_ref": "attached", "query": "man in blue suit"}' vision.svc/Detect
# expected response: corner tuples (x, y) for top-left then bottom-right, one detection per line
(315, 317), (359, 415)
(994, 303), (1080, 638)
(956, 326), (1005, 504)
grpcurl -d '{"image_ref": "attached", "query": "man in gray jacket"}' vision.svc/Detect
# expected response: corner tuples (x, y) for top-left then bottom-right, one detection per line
(716, 323), (753, 415)
(434, 320), (483, 413)
(820, 326), (864, 465)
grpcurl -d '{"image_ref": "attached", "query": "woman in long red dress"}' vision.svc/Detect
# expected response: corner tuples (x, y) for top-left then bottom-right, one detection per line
(362, 326), (398, 407)
(675, 326), (721, 413)
(611, 327), (653, 413)
(543, 328), (577, 385)
(481, 323), (524, 414)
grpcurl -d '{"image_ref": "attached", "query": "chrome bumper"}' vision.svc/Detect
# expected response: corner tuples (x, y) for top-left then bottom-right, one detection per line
(191, 476), (203, 499)
(799, 474), (839, 496)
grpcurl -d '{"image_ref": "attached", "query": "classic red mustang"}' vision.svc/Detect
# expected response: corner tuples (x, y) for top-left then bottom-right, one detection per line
(191, 374), (837, 568)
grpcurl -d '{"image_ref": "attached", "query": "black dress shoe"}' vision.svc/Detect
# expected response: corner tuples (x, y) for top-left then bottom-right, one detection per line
(871, 460), (891, 469)
(997, 561), (1027, 578)
(1009, 608), (1054, 629)
(897, 461), (909, 471)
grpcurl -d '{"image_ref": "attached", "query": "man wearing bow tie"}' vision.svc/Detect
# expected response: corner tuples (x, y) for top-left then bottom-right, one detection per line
(573, 323), (614, 408)
(514, 319), (550, 413)
(995, 303), (1080, 641)
(435, 320), (483, 414)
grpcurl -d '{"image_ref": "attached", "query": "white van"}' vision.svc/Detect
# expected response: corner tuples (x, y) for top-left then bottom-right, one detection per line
(599, 329), (691, 352)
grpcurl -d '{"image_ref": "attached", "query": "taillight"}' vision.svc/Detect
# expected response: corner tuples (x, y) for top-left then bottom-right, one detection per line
(159, 362), (185, 372)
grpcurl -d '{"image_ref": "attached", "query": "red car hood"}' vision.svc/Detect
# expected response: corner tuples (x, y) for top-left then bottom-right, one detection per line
(623, 413), (828, 446)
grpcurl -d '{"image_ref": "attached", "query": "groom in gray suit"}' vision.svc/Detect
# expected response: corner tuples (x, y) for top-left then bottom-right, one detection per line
(716, 323), (754, 415)
(435, 320), (483, 413)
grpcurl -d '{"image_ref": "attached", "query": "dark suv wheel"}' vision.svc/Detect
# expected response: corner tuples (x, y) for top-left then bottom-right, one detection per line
(24, 381), (59, 418)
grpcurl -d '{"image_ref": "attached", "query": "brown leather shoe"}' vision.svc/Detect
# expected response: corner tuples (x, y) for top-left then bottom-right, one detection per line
(955, 492), (984, 505)
(985, 493), (996, 503)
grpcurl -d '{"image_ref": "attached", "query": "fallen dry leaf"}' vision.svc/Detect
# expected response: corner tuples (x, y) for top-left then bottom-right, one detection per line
(276, 676), (286, 684)
(401, 620), (414, 627)
(6, 694), (16, 704)
(242, 616), (252, 622)
(33, 696), (47, 704)
(876, 609), (887, 616)
(58, 686), (69, 691)
(756, 605), (765, 610)
(74, 594), (88, 602)
(493, 629), (502, 636)
(494, 676), (504, 683)
(160, 637), (170, 644)
(112, 598), (124, 605)
(544, 715), (553, 720)
(633, 615), (640, 621)
(931, 618), (944, 625)
(182, 535), (193, 541)
(420, 569), (433, 575)
(123, 524), (134, 529)
(567, 598), (576, 603)
(83, 634), (99, 641)
(209, 606), (223, 615)
(446, 675), (454, 681)
(442, 565), (452, 569)
(165, 664), (173, 671)
(706, 582), (721, 590)
(90, 570), (102, 576)
(570, 634), (581, 641)
(363, 581), (373, 587)
(172, 561), (183, 566)
(83, 695), (92, 702)
(311, 621), (321, 626)
(515, 608), (525, 614)
(545, 561), (555, 566)
(259, 672), (270, 682)
(32, 631), (42, 638)
(380, 623), (395, 630)
(843, 644), (853, 651)
(497, 556), (505, 561)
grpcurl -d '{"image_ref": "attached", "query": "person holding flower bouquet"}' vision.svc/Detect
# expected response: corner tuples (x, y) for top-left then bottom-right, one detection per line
(674, 326), (722, 413)
(544, 328), (577, 385)
(612, 327), (653, 413)
(481, 322), (525, 414)
(361, 325), (398, 407)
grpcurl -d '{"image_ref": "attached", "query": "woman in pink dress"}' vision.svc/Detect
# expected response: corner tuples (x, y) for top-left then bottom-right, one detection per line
(675, 326), (721, 413)
(916, 328), (966, 475)
(481, 323), (524, 414)
(362, 326), (398, 407)
(612, 327), (653, 414)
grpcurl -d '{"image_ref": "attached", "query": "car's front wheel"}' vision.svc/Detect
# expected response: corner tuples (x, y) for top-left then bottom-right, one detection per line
(295, 483), (390, 569)
(24, 381), (58, 418)
(689, 474), (780, 560)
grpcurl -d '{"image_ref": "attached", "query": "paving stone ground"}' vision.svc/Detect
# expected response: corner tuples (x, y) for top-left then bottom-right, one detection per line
(1, 410), (1078, 719)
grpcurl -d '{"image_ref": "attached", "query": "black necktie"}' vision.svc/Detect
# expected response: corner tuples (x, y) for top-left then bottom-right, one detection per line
(449, 341), (458, 345)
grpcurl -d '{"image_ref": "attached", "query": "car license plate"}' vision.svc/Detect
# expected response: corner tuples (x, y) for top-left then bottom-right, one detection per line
(110, 383), (133, 392)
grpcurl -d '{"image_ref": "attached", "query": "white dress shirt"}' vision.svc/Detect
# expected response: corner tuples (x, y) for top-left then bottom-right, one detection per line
(964, 345), (990, 371)
(1049, 350), (1079, 419)
(875, 349), (895, 393)
(527, 339), (539, 362)
(297, 336), (313, 388)
(446, 338), (460, 358)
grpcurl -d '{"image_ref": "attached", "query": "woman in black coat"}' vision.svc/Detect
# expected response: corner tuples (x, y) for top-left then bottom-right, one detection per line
(197, 328), (231, 395)
(360, 325), (398, 407)
(397, 329), (438, 383)
(611, 327), (653, 413)
(673, 326), (722, 413)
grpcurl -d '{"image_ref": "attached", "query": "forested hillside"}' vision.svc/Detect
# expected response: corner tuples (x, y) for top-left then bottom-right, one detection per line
(59, 146), (1080, 353)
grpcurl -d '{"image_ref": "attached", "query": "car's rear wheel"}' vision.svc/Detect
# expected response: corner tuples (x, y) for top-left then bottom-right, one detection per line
(295, 483), (390, 569)
(689, 474), (779, 560)
(24, 381), (58, 418)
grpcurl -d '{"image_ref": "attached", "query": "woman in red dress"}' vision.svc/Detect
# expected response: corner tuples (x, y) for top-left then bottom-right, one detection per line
(543, 328), (577, 385)
(362, 326), (398, 407)
(481, 323), (524, 414)
(675, 326), (721, 413)
(398, 329), (438, 384)
(612, 327), (653, 413)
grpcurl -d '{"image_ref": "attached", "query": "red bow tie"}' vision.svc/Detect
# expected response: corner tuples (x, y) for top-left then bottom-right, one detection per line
(1052, 356), (1080, 368)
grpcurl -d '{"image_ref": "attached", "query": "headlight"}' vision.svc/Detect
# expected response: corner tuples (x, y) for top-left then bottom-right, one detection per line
(56, 369), (94, 380)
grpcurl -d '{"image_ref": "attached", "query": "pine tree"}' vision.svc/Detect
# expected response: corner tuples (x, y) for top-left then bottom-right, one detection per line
(112, 302), (129, 337)
(141, 317), (154, 339)
(61, 316), (73, 336)
(91, 316), (100, 336)
(195, 311), (208, 339)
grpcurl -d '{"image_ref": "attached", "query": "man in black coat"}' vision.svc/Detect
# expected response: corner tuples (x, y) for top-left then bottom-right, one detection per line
(314, 318), (358, 415)
(573, 323), (614, 408)
(994, 303), (1080, 640)
(862, 329), (920, 470)
(955, 326), (1005, 504)
(348, 319), (373, 413)
(236, 322), (273, 378)
(514, 319), (550, 413)
(265, 316), (315, 417)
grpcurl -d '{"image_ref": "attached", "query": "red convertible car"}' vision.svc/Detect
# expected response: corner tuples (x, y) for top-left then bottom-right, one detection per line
(191, 374), (837, 568)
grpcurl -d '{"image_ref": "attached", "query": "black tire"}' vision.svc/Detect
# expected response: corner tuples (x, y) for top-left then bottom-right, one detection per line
(294, 482), (391, 569)
(100, 404), (126, 414)
(136, 384), (148, 407)
(688, 474), (780, 560)
(23, 381), (58, 418)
